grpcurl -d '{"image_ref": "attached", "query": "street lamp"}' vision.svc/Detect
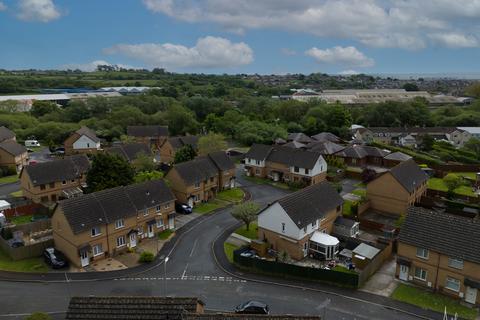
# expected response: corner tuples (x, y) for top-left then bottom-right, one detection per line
(164, 256), (169, 297)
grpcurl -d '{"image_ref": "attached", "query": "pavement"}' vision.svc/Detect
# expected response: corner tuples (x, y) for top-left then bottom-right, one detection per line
(0, 168), (453, 319)
(360, 258), (399, 297)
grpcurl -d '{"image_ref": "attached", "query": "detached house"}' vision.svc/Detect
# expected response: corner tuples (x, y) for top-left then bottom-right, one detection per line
(159, 136), (199, 164)
(127, 125), (169, 150)
(20, 155), (90, 204)
(107, 143), (153, 164)
(396, 207), (480, 305)
(0, 140), (28, 173)
(366, 160), (428, 215)
(52, 180), (176, 267)
(64, 126), (101, 155)
(258, 182), (344, 260)
(244, 144), (327, 186)
(166, 152), (235, 207)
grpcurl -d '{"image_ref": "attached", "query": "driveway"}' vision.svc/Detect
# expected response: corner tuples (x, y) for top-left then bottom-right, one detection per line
(0, 181), (20, 197)
(340, 178), (362, 196)
(360, 258), (399, 297)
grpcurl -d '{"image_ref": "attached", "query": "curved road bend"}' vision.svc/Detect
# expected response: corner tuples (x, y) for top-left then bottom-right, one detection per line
(0, 172), (439, 319)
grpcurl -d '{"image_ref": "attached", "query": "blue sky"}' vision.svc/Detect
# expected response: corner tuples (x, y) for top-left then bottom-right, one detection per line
(1, 0), (480, 75)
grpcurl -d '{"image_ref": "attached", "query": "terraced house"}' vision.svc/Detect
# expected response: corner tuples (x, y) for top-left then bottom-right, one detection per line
(396, 207), (480, 305)
(244, 144), (327, 186)
(159, 135), (199, 164)
(20, 155), (90, 204)
(166, 152), (235, 207)
(52, 180), (175, 267)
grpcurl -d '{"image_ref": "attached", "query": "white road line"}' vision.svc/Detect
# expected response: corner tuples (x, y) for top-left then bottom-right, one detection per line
(189, 239), (198, 257)
(182, 263), (189, 279)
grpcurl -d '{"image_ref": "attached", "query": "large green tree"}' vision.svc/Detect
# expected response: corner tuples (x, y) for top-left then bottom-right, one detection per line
(174, 144), (197, 164)
(231, 201), (260, 231)
(198, 133), (228, 155)
(86, 153), (135, 192)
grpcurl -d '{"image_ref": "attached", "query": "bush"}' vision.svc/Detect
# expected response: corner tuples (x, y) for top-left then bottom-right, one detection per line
(139, 251), (154, 263)
(0, 166), (16, 177)
(0, 227), (13, 240)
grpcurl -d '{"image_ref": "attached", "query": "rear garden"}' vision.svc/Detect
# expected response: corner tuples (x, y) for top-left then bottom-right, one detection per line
(427, 172), (478, 198)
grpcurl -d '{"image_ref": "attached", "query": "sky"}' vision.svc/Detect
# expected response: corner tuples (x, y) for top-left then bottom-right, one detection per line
(1, 0), (480, 75)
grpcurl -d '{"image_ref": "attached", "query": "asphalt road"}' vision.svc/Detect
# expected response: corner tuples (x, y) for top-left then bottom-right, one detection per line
(0, 181), (20, 197)
(0, 169), (439, 320)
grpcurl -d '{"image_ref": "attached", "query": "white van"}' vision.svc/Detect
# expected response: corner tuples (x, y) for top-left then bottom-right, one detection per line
(24, 140), (41, 147)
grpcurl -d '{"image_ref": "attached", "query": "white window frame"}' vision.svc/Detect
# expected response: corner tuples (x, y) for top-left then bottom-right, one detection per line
(445, 277), (461, 292)
(115, 219), (124, 229)
(194, 182), (200, 189)
(156, 205), (161, 212)
(156, 219), (164, 228)
(416, 247), (429, 259)
(92, 244), (103, 256)
(448, 257), (464, 270)
(281, 223), (285, 233)
(143, 208), (148, 216)
(91, 226), (101, 237)
(116, 236), (126, 248)
(414, 267), (427, 281)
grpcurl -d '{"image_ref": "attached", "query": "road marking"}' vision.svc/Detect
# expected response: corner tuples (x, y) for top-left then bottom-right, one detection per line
(115, 275), (246, 283)
(181, 263), (189, 279)
(189, 239), (198, 257)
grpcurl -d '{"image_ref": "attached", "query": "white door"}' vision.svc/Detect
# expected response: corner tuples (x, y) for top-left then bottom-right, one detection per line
(465, 286), (477, 304)
(188, 197), (194, 207)
(399, 265), (409, 281)
(230, 179), (235, 188)
(129, 233), (137, 248)
(168, 215), (175, 230)
(148, 224), (154, 238)
(80, 251), (89, 267)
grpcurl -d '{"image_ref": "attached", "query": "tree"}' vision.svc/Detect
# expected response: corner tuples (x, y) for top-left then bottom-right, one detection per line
(30, 101), (58, 118)
(174, 144), (197, 164)
(402, 83), (419, 91)
(164, 105), (198, 135)
(443, 173), (463, 193)
(463, 137), (480, 157)
(231, 201), (260, 231)
(465, 82), (480, 98)
(198, 133), (228, 155)
(134, 170), (164, 183)
(86, 153), (135, 192)
(420, 134), (434, 151)
(25, 312), (52, 320)
(132, 152), (156, 172)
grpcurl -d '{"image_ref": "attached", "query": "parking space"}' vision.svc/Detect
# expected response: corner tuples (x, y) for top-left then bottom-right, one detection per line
(175, 212), (201, 230)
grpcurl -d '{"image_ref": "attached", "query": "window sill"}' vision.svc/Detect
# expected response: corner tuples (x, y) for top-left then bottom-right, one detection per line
(93, 252), (104, 257)
(116, 244), (126, 248)
(444, 286), (460, 293)
(414, 276), (426, 282)
(415, 255), (429, 260)
(91, 234), (102, 238)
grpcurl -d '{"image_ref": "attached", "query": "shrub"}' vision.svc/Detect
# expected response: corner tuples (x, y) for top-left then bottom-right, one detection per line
(139, 251), (154, 263)
(0, 227), (13, 240)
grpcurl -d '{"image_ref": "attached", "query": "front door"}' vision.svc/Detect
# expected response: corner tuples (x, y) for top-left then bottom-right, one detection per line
(129, 233), (137, 248)
(80, 251), (89, 267)
(230, 178), (235, 188)
(148, 224), (154, 238)
(188, 197), (194, 207)
(399, 265), (409, 281)
(465, 286), (478, 304)
(168, 215), (175, 230)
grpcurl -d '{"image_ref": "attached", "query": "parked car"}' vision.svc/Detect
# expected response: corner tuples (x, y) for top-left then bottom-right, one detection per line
(234, 301), (269, 314)
(10, 239), (24, 248)
(43, 248), (68, 269)
(28, 160), (38, 165)
(175, 202), (193, 214)
(24, 140), (40, 147)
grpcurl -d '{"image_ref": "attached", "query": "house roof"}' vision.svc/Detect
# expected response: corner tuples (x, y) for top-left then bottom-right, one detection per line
(311, 132), (341, 143)
(399, 207), (480, 264)
(0, 126), (15, 142)
(388, 160), (428, 193)
(24, 154), (90, 186)
(335, 145), (389, 159)
(368, 127), (461, 134)
(0, 140), (26, 156)
(168, 136), (199, 150)
(283, 141), (306, 149)
(275, 182), (344, 229)
(207, 151), (235, 171)
(287, 132), (313, 144)
(173, 157), (219, 185)
(383, 151), (412, 161)
(127, 125), (168, 137)
(59, 180), (174, 235)
(75, 126), (100, 143)
(245, 144), (273, 161)
(107, 143), (152, 162)
(353, 243), (380, 260)
(305, 141), (345, 155)
(267, 146), (323, 170)
(186, 315), (321, 320)
(66, 296), (203, 320)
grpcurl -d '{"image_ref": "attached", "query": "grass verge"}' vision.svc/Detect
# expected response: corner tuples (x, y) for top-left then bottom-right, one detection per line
(194, 199), (228, 215)
(391, 284), (478, 320)
(157, 229), (174, 240)
(217, 188), (245, 203)
(234, 221), (258, 239)
(0, 175), (19, 184)
(0, 247), (48, 273)
(224, 242), (239, 263)
(9, 190), (23, 197)
(244, 175), (290, 190)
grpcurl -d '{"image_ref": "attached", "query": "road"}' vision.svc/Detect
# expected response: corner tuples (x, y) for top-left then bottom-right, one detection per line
(0, 169), (440, 319)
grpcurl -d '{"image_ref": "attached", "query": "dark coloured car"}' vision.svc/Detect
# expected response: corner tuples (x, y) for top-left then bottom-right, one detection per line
(11, 239), (24, 248)
(43, 247), (68, 269)
(235, 301), (269, 314)
(175, 202), (193, 214)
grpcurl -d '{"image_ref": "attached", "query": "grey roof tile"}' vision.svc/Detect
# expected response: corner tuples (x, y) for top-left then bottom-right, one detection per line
(207, 152), (235, 171)
(389, 160), (428, 193)
(173, 157), (219, 185)
(0, 140), (26, 156)
(107, 143), (152, 162)
(25, 154), (90, 186)
(0, 126), (15, 142)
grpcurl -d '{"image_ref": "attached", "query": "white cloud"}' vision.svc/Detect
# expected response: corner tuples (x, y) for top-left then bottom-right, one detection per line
(339, 70), (360, 75)
(306, 46), (374, 68)
(142, 0), (480, 49)
(17, 0), (61, 22)
(0, 2), (7, 11)
(428, 33), (479, 48)
(103, 36), (254, 69)
(61, 60), (136, 72)
(281, 48), (297, 56)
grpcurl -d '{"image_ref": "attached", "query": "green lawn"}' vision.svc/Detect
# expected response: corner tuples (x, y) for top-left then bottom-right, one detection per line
(427, 178), (477, 197)
(333, 265), (357, 274)
(0, 175), (19, 184)
(217, 188), (245, 203)
(353, 182), (366, 188)
(157, 229), (174, 240)
(193, 199), (228, 214)
(0, 247), (48, 273)
(9, 190), (22, 197)
(352, 189), (366, 198)
(457, 172), (478, 180)
(244, 176), (290, 190)
(391, 284), (478, 320)
(10, 215), (33, 225)
(234, 221), (258, 239)
(224, 242), (239, 263)
(454, 185), (477, 197)
(343, 200), (354, 217)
